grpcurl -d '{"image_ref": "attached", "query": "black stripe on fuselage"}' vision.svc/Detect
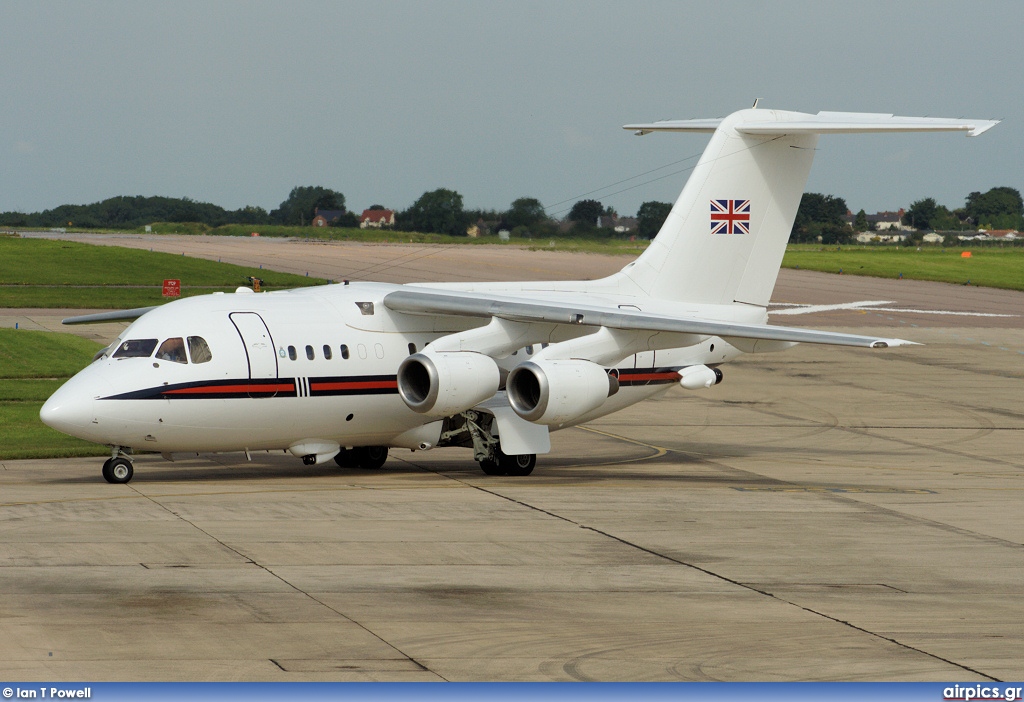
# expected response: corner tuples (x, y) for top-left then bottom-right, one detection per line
(615, 367), (681, 387)
(101, 375), (398, 401)
(99, 368), (678, 401)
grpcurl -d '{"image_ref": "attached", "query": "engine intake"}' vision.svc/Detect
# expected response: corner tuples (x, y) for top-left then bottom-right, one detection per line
(397, 352), (500, 417)
(507, 359), (614, 426)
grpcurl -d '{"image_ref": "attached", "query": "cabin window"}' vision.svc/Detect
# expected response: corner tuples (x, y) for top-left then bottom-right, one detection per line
(323, 345), (332, 360)
(113, 339), (158, 358)
(306, 345), (315, 360)
(408, 343), (417, 355)
(156, 338), (188, 364)
(187, 336), (213, 364)
(340, 344), (350, 360)
(526, 345), (534, 355)
(374, 343), (384, 359)
(288, 345), (297, 361)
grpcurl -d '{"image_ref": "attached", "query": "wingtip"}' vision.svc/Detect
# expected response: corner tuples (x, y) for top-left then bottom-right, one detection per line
(871, 338), (921, 348)
(967, 120), (1000, 137)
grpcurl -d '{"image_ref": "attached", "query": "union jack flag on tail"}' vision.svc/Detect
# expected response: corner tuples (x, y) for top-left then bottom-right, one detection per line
(710, 199), (750, 234)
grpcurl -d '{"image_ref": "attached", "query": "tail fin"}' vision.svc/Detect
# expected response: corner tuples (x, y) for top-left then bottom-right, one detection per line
(616, 109), (998, 306)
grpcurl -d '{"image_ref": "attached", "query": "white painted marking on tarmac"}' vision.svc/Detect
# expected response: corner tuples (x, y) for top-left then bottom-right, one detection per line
(872, 308), (1018, 318)
(769, 301), (894, 315)
(770, 301), (1017, 318)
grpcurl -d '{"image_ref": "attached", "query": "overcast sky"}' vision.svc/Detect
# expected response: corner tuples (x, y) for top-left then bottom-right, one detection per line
(2, 1), (1021, 218)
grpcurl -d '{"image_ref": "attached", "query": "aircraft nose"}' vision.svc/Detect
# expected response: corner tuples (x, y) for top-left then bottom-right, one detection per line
(40, 374), (105, 437)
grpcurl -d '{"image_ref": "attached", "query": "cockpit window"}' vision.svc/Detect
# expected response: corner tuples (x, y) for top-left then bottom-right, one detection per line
(188, 336), (213, 364)
(113, 339), (158, 358)
(156, 337), (188, 364)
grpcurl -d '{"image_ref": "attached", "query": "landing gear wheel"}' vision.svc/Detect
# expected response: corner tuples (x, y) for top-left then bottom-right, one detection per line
(333, 448), (356, 468)
(102, 457), (134, 484)
(500, 452), (536, 476)
(352, 446), (388, 470)
(478, 458), (504, 476)
(478, 452), (536, 476)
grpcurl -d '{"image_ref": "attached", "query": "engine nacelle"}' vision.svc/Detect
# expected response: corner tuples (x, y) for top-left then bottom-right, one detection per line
(507, 359), (614, 426)
(397, 352), (500, 417)
(678, 364), (723, 390)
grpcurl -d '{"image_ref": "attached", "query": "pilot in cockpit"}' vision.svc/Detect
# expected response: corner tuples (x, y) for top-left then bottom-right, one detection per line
(156, 337), (187, 364)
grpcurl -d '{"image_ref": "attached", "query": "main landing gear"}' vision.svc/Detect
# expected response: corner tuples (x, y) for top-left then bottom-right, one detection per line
(479, 451), (536, 477)
(101, 448), (134, 484)
(334, 446), (389, 470)
(451, 410), (537, 477)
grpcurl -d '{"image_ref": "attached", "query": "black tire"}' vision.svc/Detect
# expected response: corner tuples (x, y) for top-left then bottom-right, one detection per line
(333, 448), (356, 468)
(104, 457), (134, 484)
(478, 458), (504, 476)
(500, 452), (536, 477)
(352, 445), (388, 470)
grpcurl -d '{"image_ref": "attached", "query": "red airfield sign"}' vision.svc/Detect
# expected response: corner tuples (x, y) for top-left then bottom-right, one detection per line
(162, 279), (181, 297)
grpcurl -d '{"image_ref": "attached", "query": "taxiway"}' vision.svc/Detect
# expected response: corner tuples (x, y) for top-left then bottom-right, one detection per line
(1, 236), (1022, 681)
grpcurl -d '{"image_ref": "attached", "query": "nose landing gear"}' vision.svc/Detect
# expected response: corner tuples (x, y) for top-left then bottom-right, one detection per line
(102, 448), (134, 484)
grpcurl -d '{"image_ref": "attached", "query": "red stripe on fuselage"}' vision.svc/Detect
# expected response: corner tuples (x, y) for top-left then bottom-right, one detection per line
(163, 383), (296, 395)
(619, 371), (680, 383)
(311, 380), (397, 392)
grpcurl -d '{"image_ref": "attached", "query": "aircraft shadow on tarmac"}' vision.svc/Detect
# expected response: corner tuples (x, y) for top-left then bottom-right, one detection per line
(45, 441), (887, 488)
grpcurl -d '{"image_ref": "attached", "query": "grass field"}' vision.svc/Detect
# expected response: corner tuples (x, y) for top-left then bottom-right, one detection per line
(782, 245), (1024, 291)
(0, 328), (108, 459)
(0, 237), (326, 308)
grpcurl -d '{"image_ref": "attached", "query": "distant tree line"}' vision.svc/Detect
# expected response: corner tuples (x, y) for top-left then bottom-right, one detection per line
(0, 187), (354, 230)
(0, 185), (677, 240)
(791, 186), (1024, 245)
(900, 187), (1023, 232)
(5, 182), (1017, 243)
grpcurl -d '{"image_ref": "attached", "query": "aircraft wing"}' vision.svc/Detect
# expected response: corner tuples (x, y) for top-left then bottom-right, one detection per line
(383, 288), (916, 349)
(62, 307), (160, 325)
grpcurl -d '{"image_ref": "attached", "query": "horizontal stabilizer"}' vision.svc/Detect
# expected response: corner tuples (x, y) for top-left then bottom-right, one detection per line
(625, 111), (998, 137)
(624, 118), (723, 135)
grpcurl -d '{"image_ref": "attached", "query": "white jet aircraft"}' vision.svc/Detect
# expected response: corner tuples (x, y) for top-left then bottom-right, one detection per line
(41, 107), (998, 483)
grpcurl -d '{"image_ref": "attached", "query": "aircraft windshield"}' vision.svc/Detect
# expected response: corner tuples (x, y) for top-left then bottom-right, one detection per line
(156, 337), (188, 364)
(188, 336), (212, 364)
(112, 339), (158, 358)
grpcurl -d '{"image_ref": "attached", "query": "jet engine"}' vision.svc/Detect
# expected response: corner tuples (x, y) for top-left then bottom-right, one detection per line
(506, 359), (616, 426)
(397, 352), (500, 417)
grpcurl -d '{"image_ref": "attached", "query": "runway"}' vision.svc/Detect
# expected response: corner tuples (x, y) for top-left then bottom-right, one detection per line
(1, 235), (1023, 681)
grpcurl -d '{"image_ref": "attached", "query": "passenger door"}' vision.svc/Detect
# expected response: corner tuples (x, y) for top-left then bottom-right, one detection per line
(230, 312), (279, 382)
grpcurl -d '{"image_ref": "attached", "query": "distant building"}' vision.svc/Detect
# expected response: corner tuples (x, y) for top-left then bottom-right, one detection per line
(360, 209), (395, 229)
(959, 229), (1019, 241)
(311, 208), (345, 227)
(855, 231), (907, 243)
(596, 214), (638, 233)
(844, 209), (908, 231)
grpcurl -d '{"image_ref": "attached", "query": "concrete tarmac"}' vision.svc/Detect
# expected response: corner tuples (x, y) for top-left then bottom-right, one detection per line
(1, 236), (1023, 681)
